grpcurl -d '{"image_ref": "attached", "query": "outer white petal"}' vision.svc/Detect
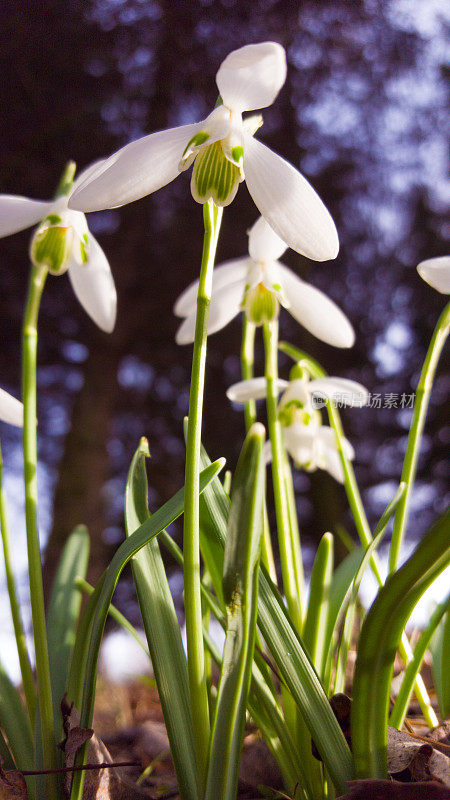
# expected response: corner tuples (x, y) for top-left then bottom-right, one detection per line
(283, 424), (316, 466)
(317, 426), (354, 483)
(243, 134), (339, 261)
(216, 42), (287, 112)
(72, 158), (109, 193)
(0, 196), (55, 238)
(68, 123), (200, 212)
(68, 234), (117, 333)
(248, 216), (287, 263)
(0, 388), (23, 427)
(226, 377), (288, 404)
(417, 256), (450, 294)
(176, 280), (244, 344)
(174, 258), (250, 318)
(309, 377), (369, 407)
(278, 264), (355, 348)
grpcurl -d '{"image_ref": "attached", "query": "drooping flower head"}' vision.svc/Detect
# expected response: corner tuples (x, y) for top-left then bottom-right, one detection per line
(417, 256), (450, 294)
(175, 216), (354, 347)
(0, 162), (117, 333)
(227, 369), (368, 482)
(69, 43), (339, 261)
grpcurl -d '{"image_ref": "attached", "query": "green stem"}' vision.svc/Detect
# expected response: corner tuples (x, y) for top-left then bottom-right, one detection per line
(389, 302), (450, 574)
(263, 322), (302, 633)
(22, 263), (58, 798)
(0, 442), (36, 723)
(240, 318), (257, 430)
(183, 199), (222, 793)
(284, 451), (305, 628)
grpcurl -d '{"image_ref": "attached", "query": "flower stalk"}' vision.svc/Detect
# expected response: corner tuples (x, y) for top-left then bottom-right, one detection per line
(22, 261), (58, 798)
(183, 199), (222, 793)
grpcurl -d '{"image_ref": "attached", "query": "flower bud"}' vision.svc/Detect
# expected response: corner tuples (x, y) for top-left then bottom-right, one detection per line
(243, 282), (279, 325)
(30, 215), (73, 275)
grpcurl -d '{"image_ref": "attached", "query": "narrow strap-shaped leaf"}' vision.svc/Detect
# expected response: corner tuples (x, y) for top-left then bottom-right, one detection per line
(46, 526), (90, 737)
(0, 659), (34, 773)
(302, 532), (334, 681)
(323, 546), (363, 692)
(429, 607), (450, 720)
(390, 592), (450, 729)
(438, 605), (450, 718)
(351, 510), (450, 779)
(125, 439), (198, 800)
(197, 444), (353, 794)
(69, 458), (223, 800)
(206, 424), (265, 800)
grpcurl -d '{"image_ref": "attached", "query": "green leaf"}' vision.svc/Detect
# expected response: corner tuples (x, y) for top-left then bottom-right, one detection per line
(390, 592), (450, 729)
(69, 457), (224, 800)
(197, 444), (353, 794)
(206, 423), (265, 800)
(125, 438), (198, 800)
(302, 532), (334, 681)
(46, 526), (90, 738)
(429, 604), (450, 720)
(351, 510), (450, 779)
(0, 659), (34, 773)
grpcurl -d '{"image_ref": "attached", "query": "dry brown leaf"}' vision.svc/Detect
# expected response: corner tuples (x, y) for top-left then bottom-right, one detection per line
(388, 726), (450, 787)
(0, 768), (28, 800)
(336, 778), (450, 799)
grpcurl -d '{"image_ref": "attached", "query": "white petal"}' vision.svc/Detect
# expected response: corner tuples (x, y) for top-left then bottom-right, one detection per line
(226, 377), (288, 404)
(72, 158), (109, 192)
(417, 256), (450, 294)
(216, 42), (287, 112)
(309, 377), (369, 407)
(68, 123), (200, 212)
(248, 216), (287, 262)
(0, 196), (55, 238)
(173, 258), (250, 317)
(278, 265), (355, 348)
(243, 134), (339, 261)
(284, 424), (316, 466)
(317, 427), (354, 483)
(68, 235), (117, 332)
(176, 280), (243, 344)
(0, 388), (23, 427)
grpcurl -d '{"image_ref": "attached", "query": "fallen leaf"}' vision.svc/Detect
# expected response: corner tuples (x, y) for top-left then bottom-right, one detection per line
(0, 768), (28, 799)
(336, 778), (450, 799)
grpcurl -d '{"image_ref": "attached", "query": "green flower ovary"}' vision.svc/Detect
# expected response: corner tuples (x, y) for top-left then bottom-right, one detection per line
(191, 140), (242, 206)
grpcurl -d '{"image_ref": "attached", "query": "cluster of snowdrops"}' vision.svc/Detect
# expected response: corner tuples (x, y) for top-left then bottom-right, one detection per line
(0, 43), (449, 800)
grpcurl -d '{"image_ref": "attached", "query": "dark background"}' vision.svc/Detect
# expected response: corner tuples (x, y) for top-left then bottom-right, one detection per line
(0, 0), (448, 620)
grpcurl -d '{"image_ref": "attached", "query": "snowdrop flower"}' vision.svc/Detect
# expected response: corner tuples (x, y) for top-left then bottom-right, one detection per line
(69, 42), (339, 261)
(0, 388), (23, 428)
(0, 163), (117, 332)
(227, 371), (368, 482)
(175, 216), (353, 347)
(417, 256), (450, 294)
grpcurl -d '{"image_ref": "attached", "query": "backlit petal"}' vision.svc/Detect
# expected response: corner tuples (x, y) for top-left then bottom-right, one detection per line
(226, 377), (288, 403)
(68, 235), (117, 332)
(0, 388), (23, 427)
(417, 256), (450, 294)
(216, 42), (287, 112)
(278, 264), (355, 347)
(244, 134), (339, 260)
(69, 123), (200, 212)
(174, 258), (249, 317)
(317, 426), (354, 483)
(0, 196), (54, 237)
(176, 280), (243, 344)
(248, 216), (287, 263)
(309, 378), (369, 407)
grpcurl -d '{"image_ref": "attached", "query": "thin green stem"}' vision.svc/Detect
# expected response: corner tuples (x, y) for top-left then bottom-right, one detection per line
(389, 302), (450, 574)
(0, 442), (36, 723)
(240, 318), (257, 430)
(263, 322), (302, 633)
(183, 199), (222, 794)
(284, 451), (305, 628)
(22, 262), (58, 798)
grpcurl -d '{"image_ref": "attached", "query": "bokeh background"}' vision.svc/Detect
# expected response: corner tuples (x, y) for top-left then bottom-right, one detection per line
(0, 0), (448, 674)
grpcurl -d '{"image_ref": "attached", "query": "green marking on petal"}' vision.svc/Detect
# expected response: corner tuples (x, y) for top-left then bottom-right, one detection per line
(79, 239), (88, 263)
(243, 282), (279, 326)
(45, 214), (62, 225)
(180, 131), (210, 168)
(191, 141), (241, 206)
(231, 145), (244, 166)
(30, 224), (72, 275)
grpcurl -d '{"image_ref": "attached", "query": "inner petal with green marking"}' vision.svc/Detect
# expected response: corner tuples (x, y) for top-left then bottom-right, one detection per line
(191, 140), (243, 206)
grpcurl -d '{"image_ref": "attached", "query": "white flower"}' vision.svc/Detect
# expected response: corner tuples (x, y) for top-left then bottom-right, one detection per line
(68, 42), (339, 261)
(175, 217), (354, 347)
(0, 388), (23, 427)
(417, 256), (450, 294)
(0, 164), (117, 333)
(227, 372), (368, 482)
